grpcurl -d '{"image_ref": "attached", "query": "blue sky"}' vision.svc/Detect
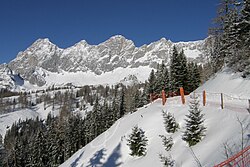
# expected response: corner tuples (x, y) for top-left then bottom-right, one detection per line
(0, 0), (219, 64)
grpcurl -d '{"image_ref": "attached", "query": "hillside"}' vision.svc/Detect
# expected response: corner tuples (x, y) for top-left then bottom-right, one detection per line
(1, 68), (249, 166)
(60, 97), (249, 167)
(59, 69), (250, 167)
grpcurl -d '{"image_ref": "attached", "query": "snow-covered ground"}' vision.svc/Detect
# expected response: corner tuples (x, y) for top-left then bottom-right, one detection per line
(10, 66), (152, 91)
(59, 69), (250, 167)
(197, 68), (250, 98)
(0, 103), (59, 137)
(60, 97), (250, 167)
(1, 69), (250, 166)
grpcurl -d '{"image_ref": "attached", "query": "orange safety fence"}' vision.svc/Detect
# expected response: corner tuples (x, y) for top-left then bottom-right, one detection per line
(214, 145), (250, 167)
(180, 87), (185, 104)
(162, 90), (166, 105)
(203, 90), (206, 106)
(149, 87), (189, 105)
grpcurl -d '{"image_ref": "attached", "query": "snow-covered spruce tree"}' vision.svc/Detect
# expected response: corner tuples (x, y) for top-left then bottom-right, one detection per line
(162, 111), (179, 133)
(179, 50), (188, 90)
(155, 61), (169, 93)
(159, 135), (174, 151)
(186, 62), (202, 93)
(159, 154), (175, 167)
(182, 93), (206, 146)
(0, 134), (4, 167)
(139, 83), (150, 107)
(119, 86), (126, 118)
(170, 46), (188, 92)
(127, 126), (148, 157)
(237, 0), (250, 76)
(148, 69), (156, 94)
(30, 130), (48, 167)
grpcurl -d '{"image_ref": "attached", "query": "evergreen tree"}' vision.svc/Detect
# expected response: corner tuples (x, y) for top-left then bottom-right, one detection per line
(13, 137), (25, 167)
(159, 154), (175, 167)
(46, 120), (59, 166)
(155, 62), (165, 93)
(111, 97), (119, 124)
(138, 83), (150, 107)
(210, 0), (250, 75)
(162, 111), (179, 133)
(91, 97), (101, 138)
(159, 135), (174, 151)
(170, 46), (187, 92)
(127, 126), (148, 156)
(54, 123), (65, 165)
(64, 115), (80, 160)
(193, 63), (201, 89)
(210, 0), (239, 71)
(170, 46), (180, 92)
(30, 130), (48, 167)
(163, 67), (170, 93)
(179, 50), (188, 90)
(0, 134), (5, 167)
(186, 62), (201, 92)
(102, 100), (112, 130)
(133, 89), (141, 109)
(148, 69), (156, 94)
(237, 0), (250, 76)
(119, 86), (126, 118)
(182, 93), (206, 146)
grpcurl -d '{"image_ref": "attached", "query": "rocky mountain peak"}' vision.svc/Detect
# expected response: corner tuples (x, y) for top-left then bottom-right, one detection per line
(74, 40), (89, 47)
(102, 35), (135, 48)
(31, 38), (56, 48)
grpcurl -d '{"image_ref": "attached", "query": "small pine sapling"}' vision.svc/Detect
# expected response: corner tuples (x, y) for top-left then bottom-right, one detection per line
(159, 154), (175, 167)
(182, 93), (206, 146)
(127, 125), (148, 157)
(159, 135), (174, 151)
(162, 110), (179, 133)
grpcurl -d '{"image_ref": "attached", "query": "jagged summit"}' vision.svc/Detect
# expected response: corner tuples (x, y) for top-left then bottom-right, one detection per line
(109, 34), (127, 39)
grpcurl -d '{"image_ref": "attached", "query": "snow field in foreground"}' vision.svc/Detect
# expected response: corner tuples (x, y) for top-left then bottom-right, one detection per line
(60, 97), (250, 167)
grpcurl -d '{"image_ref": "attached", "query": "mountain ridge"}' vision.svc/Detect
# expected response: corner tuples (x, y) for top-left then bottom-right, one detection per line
(1, 35), (213, 89)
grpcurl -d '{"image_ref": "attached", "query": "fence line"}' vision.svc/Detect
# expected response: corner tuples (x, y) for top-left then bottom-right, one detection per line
(214, 145), (250, 167)
(159, 90), (250, 113)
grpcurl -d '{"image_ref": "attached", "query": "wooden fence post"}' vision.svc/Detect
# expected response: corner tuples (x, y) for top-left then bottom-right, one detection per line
(162, 90), (166, 105)
(150, 93), (153, 103)
(248, 99), (250, 113)
(180, 87), (185, 104)
(203, 90), (206, 106)
(221, 93), (224, 109)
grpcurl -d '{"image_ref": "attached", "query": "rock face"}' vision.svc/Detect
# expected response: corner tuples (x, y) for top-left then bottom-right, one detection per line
(3, 35), (212, 87)
(0, 64), (24, 90)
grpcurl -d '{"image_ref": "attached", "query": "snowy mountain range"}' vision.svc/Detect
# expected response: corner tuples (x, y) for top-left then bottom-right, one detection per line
(0, 35), (213, 90)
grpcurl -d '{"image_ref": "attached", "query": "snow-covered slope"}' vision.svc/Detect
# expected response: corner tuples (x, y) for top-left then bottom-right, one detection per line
(60, 69), (250, 167)
(1, 66), (249, 166)
(196, 68), (250, 98)
(60, 97), (250, 167)
(0, 35), (213, 90)
(0, 103), (57, 138)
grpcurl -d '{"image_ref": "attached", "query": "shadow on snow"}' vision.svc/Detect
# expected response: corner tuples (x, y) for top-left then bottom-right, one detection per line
(86, 142), (123, 167)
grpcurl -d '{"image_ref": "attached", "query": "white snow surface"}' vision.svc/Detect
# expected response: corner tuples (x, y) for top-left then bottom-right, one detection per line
(44, 66), (151, 86)
(197, 68), (250, 98)
(17, 66), (152, 91)
(59, 69), (250, 167)
(0, 103), (58, 137)
(60, 97), (250, 167)
(1, 69), (250, 166)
